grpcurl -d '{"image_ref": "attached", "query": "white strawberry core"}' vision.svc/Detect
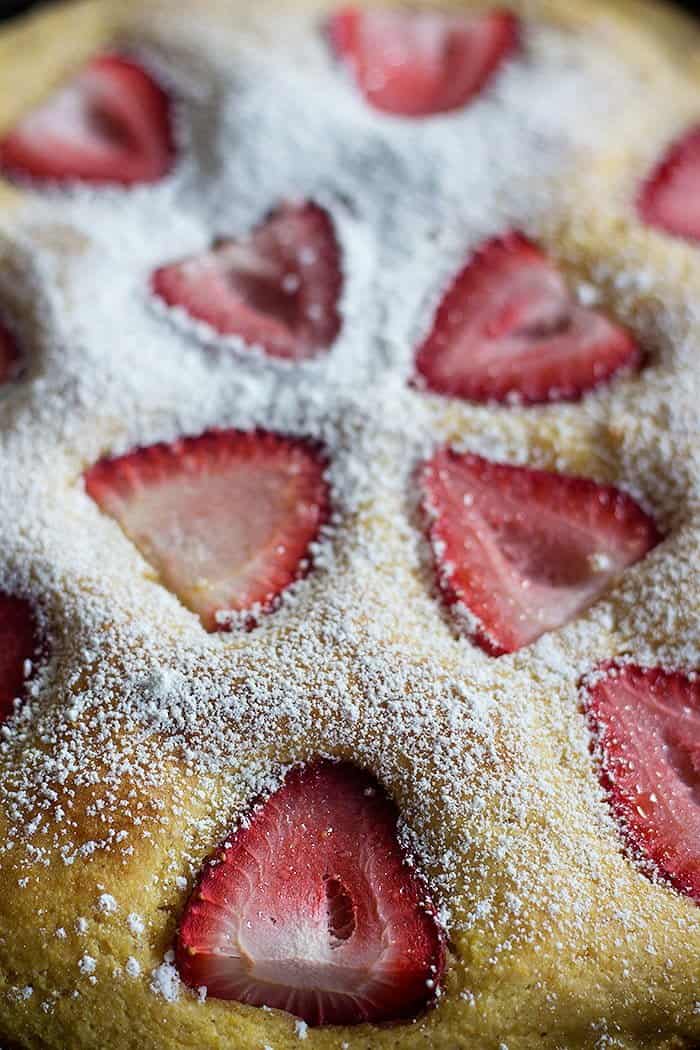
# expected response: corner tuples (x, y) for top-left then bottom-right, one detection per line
(152, 202), (341, 360)
(85, 433), (328, 632)
(650, 160), (700, 239)
(178, 763), (443, 1024)
(351, 10), (513, 117)
(230, 880), (377, 993)
(361, 13), (446, 90)
(191, 864), (407, 1018)
(20, 72), (117, 154)
(425, 451), (658, 653)
(466, 498), (623, 640)
(195, 832), (394, 998)
(109, 460), (317, 621)
(444, 266), (612, 376)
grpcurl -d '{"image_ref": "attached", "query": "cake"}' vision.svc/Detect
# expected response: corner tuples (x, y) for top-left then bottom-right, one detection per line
(0, 1), (698, 1047)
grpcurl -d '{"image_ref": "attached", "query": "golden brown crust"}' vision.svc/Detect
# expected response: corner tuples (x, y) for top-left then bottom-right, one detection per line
(0, 2), (699, 1049)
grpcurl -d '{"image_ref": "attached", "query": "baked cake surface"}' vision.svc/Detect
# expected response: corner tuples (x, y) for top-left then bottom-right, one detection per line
(0, 1), (699, 1048)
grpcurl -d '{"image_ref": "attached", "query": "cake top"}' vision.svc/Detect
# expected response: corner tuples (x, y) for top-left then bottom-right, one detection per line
(0, 0), (698, 1042)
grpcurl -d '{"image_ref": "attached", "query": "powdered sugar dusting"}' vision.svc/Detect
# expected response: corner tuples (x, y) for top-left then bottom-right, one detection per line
(0, 0), (698, 1044)
(150, 955), (181, 1003)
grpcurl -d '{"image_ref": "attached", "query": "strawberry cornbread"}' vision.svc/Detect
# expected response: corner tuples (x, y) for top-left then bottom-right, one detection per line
(0, 1), (699, 1048)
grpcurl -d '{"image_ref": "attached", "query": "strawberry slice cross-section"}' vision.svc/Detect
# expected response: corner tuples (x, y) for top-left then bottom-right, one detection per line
(0, 320), (21, 387)
(328, 7), (519, 118)
(420, 450), (660, 655)
(84, 429), (330, 632)
(637, 125), (700, 242)
(414, 233), (641, 405)
(177, 759), (446, 1026)
(0, 54), (175, 186)
(0, 594), (39, 723)
(583, 663), (700, 904)
(151, 201), (342, 361)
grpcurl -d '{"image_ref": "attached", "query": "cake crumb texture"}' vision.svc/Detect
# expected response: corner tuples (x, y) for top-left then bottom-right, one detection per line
(0, 0), (699, 1047)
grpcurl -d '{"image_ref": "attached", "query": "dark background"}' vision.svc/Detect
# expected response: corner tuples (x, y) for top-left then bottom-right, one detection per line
(0, 0), (699, 16)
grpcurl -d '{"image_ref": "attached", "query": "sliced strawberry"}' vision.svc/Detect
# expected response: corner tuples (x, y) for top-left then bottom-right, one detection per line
(328, 6), (519, 118)
(637, 125), (700, 242)
(0, 594), (38, 722)
(84, 430), (329, 632)
(414, 233), (640, 405)
(0, 54), (174, 186)
(177, 759), (445, 1026)
(583, 663), (700, 904)
(151, 202), (342, 361)
(0, 320), (21, 386)
(420, 450), (660, 655)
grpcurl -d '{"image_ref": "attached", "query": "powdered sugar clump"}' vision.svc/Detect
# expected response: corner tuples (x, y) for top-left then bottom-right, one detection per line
(96, 893), (117, 915)
(150, 955), (181, 1003)
(78, 955), (96, 976)
(127, 912), (144, 936)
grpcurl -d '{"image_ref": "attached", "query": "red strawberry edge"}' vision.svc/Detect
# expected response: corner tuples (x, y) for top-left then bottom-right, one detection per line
(84, 429), (331, 633)
(582, 661), (700, 905)
(327, 7), (520, 119)
(419, 450), (661, 656)
(0, 594), (40, 722)
(0, 53), (176, 187)
(150, 201), (342, 361)
(636, 125), (700, 242)
(413, 231), (641, 406)
(176, 758), (446, 1026)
